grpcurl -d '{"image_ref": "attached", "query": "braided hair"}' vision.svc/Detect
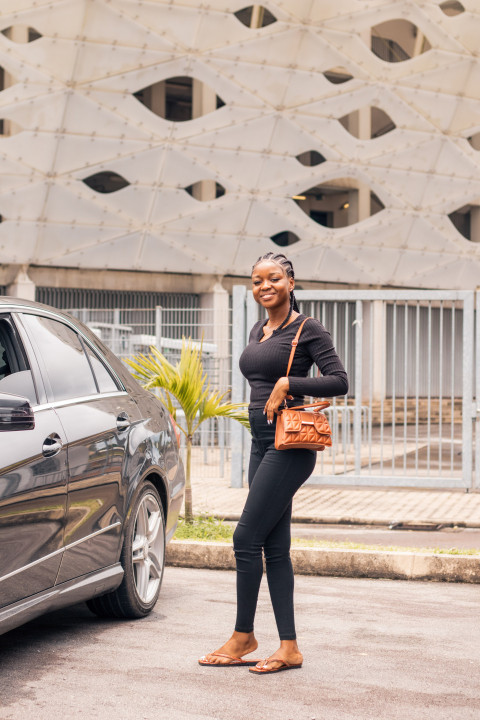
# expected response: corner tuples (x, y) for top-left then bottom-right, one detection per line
(252, 252), (300, 333)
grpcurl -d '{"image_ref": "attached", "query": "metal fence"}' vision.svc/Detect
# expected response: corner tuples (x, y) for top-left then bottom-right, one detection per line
(38, 287), (198, 313)
(231, 288), (478, 491)
(70, 288), (478, 491)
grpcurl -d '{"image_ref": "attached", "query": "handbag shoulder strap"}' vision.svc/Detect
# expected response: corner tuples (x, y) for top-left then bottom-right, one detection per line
(285, 316), (310, 377)
(284, 316), (331, 413)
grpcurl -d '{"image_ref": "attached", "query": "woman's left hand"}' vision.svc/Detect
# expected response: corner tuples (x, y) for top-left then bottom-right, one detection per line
(264, 377), (291, 423)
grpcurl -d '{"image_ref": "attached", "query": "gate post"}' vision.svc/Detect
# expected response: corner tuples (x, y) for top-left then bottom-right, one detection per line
(362, 300), (386, 402)
(155, 306), (163, 351)
(354, 300), (363, 476)
(231, 286), (247, 487)
(462, 292), (474, 490)
(475, 291), (480, 490)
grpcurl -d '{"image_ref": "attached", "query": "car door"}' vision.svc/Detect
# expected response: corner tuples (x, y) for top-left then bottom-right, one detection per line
(18, 312), (142, 584)
(0, 314), (68, 609)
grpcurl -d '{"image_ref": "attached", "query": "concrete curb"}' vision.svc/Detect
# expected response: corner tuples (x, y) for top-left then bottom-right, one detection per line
(218, 514), (480, 529)
(166, 540), (480, 584)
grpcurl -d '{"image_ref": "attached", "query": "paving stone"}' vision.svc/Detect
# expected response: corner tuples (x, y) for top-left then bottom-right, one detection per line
(191, 476), (480, 527)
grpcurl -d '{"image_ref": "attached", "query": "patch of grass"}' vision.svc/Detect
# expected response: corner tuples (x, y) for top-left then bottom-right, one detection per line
(174, 515), (234, 543)
(173, 516), (480, 555)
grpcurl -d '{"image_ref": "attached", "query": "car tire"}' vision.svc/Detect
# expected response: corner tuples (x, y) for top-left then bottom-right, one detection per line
(87, 481), (166, 619)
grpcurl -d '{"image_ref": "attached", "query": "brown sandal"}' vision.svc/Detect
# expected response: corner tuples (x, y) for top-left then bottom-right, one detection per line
(199, 652), (261, 667)
(249, 657), (303, 674)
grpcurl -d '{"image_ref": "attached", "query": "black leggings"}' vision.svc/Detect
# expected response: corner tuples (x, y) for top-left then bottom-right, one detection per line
(233, 408), (317, 641)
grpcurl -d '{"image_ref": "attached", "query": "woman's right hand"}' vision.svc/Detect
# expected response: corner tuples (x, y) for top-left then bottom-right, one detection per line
(264, 377), (291, 423)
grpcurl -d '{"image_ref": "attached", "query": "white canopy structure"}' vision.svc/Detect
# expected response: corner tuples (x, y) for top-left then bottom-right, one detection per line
(0, 0), (479, 290)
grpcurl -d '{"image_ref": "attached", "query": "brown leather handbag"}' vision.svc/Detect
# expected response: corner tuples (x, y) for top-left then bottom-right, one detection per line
(274, 318), (332, 452)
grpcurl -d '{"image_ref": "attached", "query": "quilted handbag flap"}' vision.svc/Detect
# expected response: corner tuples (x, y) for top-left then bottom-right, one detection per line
(312, 412), (331, 435)
(282, 410), (303, 432)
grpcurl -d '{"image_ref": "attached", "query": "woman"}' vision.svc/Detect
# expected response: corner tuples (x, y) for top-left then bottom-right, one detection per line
(199, 251), (348, 674)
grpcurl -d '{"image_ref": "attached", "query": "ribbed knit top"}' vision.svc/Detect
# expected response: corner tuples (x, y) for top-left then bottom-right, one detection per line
(239, 314), (349, 409)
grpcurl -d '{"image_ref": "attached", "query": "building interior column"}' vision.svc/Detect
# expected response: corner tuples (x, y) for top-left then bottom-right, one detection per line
(6, 266), (36, 301)
(192, 81), (217, 201)
(199, 280), (230, 391)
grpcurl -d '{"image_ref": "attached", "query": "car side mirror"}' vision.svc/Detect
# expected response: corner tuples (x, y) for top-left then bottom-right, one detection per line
(0, 392), (35, 431)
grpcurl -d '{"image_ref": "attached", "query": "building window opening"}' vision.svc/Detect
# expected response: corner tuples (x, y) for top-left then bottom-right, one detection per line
(467, 133), (480, 151)
(295, 150), (326, 167)
(0, 66), (21, 136)
(440, 1), (465, 16)
(82, 171), (130, 194)
(234, 6), (277, 28)
(294, 180), (384, 228)
(370, 192), (385, 216)
(323, 67), (353, 84)
(134, 77), (225, 122)
(270, 231), (300, 247)
(0, 116), (22, 136)
(1, 26), (42, 42)
(371, 20), (431, 62)
(338, 107), (396, 139)
(185, 181), (226, 201)
(448, 204), (480, 241)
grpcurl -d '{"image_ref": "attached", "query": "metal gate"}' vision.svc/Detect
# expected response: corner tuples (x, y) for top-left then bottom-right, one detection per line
(231, 287), (478, 491)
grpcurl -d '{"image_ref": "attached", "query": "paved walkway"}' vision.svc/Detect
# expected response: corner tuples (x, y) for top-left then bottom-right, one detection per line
(191, 476), (480, 527)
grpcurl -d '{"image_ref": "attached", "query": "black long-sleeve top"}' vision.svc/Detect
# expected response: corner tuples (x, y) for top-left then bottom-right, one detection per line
(239, 314), (349, 409)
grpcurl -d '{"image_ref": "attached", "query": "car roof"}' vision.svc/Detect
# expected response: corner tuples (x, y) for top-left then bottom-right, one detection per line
(0, 295), (137, 392)
(1, 296), (66, 312)
(0, 297), (95, 334)
(0, 296), (111, 349)
(0, 295), (71, 317)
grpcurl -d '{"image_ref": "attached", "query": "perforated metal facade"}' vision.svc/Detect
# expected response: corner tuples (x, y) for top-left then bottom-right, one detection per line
(1, 1), (480, 289)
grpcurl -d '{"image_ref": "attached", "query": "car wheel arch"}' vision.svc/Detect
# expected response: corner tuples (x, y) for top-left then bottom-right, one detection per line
(127, 466), (168, 516)
(143, 471), (168, 523)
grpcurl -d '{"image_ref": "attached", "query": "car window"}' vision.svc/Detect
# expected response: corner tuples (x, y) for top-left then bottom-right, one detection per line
(81, 340), (121, 393)
(0, 333), (12, 380)
(21, 314), (97, 402)
(0, 316), (37, 404)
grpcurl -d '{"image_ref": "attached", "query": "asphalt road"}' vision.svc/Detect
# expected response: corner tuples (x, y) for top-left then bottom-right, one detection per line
(290, 523), (480, 550)
(1, 567), (479, 720)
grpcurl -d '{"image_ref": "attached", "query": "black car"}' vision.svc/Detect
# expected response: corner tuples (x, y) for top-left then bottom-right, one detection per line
(0, 297), (185, 635)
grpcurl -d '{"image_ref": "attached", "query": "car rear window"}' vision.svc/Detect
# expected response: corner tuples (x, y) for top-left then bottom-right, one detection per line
(21, 314), (97, 402)
(81, 341), (121, 393)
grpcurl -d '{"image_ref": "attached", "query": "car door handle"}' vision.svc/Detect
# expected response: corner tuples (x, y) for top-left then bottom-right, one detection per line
(42, 433), (63, 457)
(116, 412), (131, 431)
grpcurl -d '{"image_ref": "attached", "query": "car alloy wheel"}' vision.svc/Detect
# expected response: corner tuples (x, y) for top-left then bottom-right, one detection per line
(131, 488), (165, 604)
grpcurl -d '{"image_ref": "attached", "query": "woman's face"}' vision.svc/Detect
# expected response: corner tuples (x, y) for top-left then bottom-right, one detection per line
(251, 260), (294, 310)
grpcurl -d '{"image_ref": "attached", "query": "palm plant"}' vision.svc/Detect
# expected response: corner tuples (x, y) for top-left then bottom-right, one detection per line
(126, 339), (249, 523)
